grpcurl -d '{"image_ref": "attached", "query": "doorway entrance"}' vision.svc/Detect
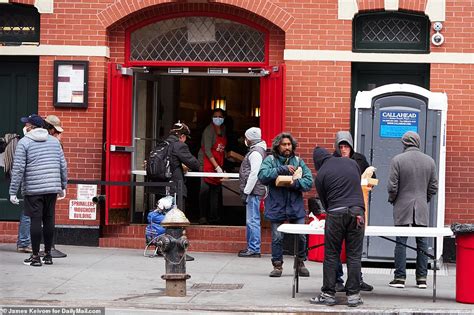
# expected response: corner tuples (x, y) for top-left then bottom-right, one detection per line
(0, 56), (38, 220)
(132, 69), (261, 225)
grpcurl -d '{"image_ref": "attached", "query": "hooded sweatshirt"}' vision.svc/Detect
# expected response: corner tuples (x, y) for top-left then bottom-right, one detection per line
(387, 131), (438, 226)
(9, 128), (67, 196)
(313, 146), (365, 211)
(333, 131), (370, 176)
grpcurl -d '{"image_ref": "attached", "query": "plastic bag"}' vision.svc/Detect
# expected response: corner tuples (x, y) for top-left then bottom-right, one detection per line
(450, 223), (474, 234)
(157, 195), (174, 211)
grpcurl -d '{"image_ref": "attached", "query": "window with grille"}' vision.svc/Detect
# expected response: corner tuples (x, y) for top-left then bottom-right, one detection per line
(0, 4), (40, 44)
(129, 16), (266, 63)
(353, 11), (430, 53)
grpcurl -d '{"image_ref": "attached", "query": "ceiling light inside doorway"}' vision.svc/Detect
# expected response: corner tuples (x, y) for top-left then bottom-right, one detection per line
(211, 98), (226, 111)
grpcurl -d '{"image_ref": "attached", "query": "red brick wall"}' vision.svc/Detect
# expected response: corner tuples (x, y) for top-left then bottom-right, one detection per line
(37, 56), (107, 226)
(431, 64), (474, 223)
(2, 0), (473, 233)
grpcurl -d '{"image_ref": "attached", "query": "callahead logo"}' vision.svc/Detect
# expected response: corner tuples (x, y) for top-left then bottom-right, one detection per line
(382, 112), (417, 119)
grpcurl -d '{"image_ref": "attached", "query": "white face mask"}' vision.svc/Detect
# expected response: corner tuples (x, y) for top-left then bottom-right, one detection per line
(212, 117), (224, 126)
(244, 139), (250, 147)
(23, 127), (29, 136)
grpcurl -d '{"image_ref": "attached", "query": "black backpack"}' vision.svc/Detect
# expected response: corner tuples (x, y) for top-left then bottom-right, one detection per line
(146, 140), (173, 181)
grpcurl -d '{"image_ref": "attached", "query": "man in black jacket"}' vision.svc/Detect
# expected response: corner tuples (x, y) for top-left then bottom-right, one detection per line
(333, 131), (373, 292)
(312, 147), (365, 307)
(150, 122), (200, 211)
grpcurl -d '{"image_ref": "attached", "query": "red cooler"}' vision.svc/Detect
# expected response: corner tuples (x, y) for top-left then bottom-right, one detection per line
(308, 214), (346, 263)
(456, 233), (474, 303)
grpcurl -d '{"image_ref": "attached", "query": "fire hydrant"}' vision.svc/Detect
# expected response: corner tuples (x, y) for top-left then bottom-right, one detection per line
(155, 205), (191, 297)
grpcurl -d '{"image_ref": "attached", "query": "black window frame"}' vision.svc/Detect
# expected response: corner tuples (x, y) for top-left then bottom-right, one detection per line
(0, 3), (40, 44)
(353, 10), (430, 54)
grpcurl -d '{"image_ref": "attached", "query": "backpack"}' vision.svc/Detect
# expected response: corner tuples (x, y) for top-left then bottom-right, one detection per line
(146, 140), (172, 181)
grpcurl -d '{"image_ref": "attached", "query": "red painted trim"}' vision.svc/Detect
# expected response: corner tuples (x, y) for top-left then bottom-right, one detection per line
(124, 11), (269, 67)
(105, 63), (114, 225)
(281, 63), (286, 130)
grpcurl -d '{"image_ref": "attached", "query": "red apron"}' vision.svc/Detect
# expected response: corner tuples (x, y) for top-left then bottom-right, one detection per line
(202, 126), (227, 185)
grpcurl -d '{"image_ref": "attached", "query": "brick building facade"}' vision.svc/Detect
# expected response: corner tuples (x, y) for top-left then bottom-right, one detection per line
(0, 0), (472, 256)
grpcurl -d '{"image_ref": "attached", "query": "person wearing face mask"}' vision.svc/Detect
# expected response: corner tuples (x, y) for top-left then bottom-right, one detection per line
(9, 114), (67, 267)
(237, 127), (267, 258)
(198, 108), (227, 225)
(258, 132), (313, 277)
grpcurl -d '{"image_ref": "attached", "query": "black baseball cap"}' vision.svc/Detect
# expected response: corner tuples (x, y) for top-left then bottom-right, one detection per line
(20, 114), (44, 128)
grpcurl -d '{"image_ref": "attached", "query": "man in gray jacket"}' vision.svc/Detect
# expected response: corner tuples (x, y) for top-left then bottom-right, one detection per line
(9, 114), (67, 267)
(238, 127), (267, 258)
(387, 131), (438, 289)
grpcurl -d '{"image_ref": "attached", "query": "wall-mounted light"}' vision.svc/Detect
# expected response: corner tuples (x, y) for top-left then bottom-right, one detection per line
(211, 97), (226, 111)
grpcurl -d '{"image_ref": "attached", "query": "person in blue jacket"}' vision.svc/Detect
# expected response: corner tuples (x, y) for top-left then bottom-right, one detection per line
(258, 132), (313, 277)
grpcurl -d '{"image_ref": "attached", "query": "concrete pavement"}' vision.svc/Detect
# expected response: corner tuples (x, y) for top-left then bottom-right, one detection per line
(1, 243), (472, 314)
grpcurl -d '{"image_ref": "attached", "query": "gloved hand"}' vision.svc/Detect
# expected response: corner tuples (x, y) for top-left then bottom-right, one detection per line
(58, 189), (66, 200)
(215, 166), (224, 173)
(240, 193), (248, 205)
(9, 195), (19, 205)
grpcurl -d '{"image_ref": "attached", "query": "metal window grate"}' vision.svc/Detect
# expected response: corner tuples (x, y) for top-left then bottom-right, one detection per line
(130, 17), (265, 63)
(353, 11), (429, 53)
(0, 4), (40, 44)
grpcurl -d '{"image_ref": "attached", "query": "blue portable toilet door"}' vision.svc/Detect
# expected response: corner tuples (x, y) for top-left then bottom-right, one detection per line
(367, 94), (428, 260)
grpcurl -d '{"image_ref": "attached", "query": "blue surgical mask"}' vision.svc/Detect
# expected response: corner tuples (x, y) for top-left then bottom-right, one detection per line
(212, 117), (224, 126)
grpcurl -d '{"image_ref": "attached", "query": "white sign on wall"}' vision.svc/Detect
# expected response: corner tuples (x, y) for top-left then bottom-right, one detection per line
(77, 184), (97, 201)
(69, 200), (97, 220)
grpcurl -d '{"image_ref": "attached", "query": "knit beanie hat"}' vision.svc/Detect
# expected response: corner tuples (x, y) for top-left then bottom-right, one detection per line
(245, 127), (261, 142)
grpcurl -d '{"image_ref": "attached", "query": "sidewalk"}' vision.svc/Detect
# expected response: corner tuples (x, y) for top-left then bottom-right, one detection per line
(0, 243), (472, 314)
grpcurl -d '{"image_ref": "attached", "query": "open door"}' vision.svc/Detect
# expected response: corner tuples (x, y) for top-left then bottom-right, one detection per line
(105, 63), (133, 224)
(260, 64), (286, 144)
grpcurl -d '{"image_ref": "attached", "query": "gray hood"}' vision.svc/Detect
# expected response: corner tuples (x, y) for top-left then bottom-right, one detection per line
(401, 131), (420, 149)
(251, 140), (267, 151)
(25, 128), (48, 142)
(334, 131), (354, 156)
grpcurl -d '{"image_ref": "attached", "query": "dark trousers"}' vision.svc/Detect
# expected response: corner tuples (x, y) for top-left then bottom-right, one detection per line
(322, 208), (365, 296)
(199, 180), (222, 223)
(24, 194), (57, 256)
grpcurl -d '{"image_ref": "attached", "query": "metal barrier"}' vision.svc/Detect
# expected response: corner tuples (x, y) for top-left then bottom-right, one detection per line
(67, 179), (183, 223)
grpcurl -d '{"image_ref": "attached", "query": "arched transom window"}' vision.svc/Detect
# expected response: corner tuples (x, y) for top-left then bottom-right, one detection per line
(129, 16), (266, 63)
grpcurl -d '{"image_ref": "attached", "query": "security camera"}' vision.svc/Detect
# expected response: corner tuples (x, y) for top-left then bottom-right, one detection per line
(433, 22), (443, 32)
(431, 32), (444, 46)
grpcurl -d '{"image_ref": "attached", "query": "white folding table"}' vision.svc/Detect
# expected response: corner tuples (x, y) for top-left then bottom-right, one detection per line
(277, 224), (453, 302)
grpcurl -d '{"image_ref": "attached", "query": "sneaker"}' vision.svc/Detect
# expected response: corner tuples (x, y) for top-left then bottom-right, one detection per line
(335, 282), (346, 292)
(17, 246), (32, 253)
(416, 279), (427, 289)
(43, 254), (53, 265)
(347, 293), (364, 307)
(185, 254), (195, 261)
(238, 250), (261, 258)
(389, 278), (405, 288)
(310, 292), (337, 306)
(23, 255), (42, 267)
(360, 281), (374, 291)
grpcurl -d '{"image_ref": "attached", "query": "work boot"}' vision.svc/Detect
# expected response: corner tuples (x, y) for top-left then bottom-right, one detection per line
(298, 259), (310, 277)
(269, 261), (283, 277)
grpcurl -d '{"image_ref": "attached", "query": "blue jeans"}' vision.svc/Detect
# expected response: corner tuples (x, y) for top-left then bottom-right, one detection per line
(246, 195), (261, 253)
(394, 228), (428, 280)
(270, 217), (306, 263)
(17, 210), (31, 248)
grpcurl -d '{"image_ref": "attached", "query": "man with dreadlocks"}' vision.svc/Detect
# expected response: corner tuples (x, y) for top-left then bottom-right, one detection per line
(258, 132), (313, 277)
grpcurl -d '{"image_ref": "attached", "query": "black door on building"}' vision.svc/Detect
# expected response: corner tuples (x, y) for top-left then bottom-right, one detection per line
(351, 63), (430, 131)
(0, 56), (39, 220)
